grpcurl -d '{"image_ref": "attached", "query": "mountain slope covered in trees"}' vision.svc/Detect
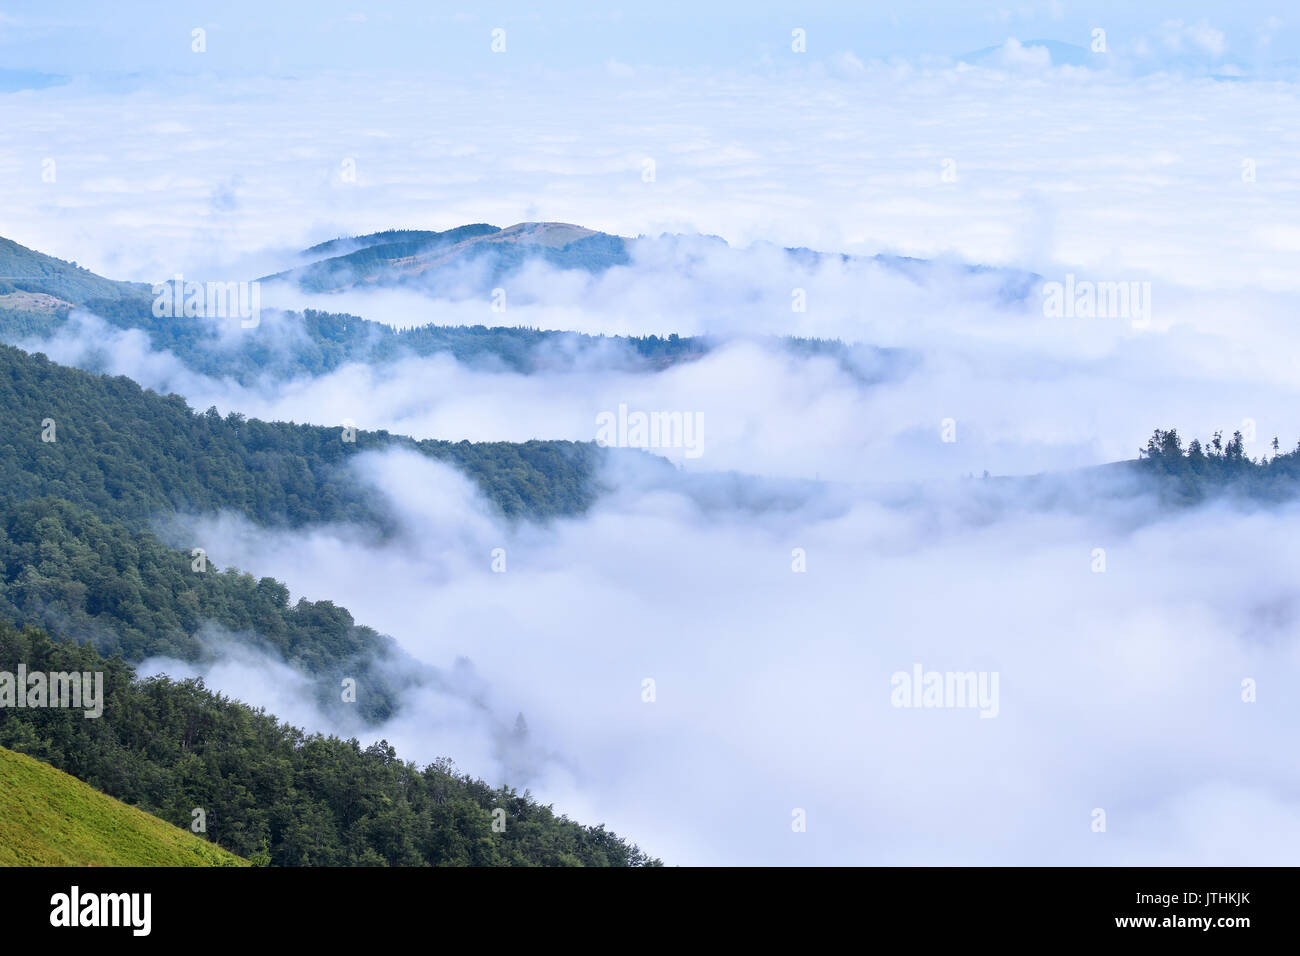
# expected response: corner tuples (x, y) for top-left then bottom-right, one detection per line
(0, 342), (612, 718)
(0, 624), (659, 866)
(0, 343), (602, 528)
(0, 235), (146, 304)
(1135, 426), (1300, 504)
(0, 496), (416, 722)
(0, 230), (918, 385)
(0, 341), (661, 862)
(262, 221), (629, 292)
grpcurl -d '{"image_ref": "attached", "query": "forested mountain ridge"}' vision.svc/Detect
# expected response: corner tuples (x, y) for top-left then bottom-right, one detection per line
(0, 339), (662, 861)
(1134, 426), (1300, 504)
(267, 220), (1037, 302)
(0, 341), (607, 718)
(0, 496), (417, 722)
(51, 301), (721, 381)
(0, 235), (147, 304)
(0, 233), (726, 380)
(300, 223), (502, 259)
(0, 343), (602, 528)
(0, 623), (660, 866)
(0, 229), (926, 385)
(263, 221), (627, 292)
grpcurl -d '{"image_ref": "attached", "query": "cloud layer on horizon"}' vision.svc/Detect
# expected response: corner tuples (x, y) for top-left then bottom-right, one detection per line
(1, 59), (1297, 296)
(147, 447), (1300, 865)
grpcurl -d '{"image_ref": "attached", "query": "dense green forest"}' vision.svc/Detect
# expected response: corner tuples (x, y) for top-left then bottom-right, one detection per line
(0, 343), (660, 862)
(60, 298), (717, 379)
(0, 342), (607, 717)
(0, 343), (602, 529)
(18, 293), (906, 385)
(0, 236), (146, 303)
(0, 624), (660, 866)
(0, 496), (413, 722)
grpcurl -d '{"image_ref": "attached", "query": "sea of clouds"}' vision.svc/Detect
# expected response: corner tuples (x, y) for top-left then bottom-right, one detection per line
(1, 53), (1297, 292)
(141, 448), (1300, 865)
(5, 46), (1300, 864)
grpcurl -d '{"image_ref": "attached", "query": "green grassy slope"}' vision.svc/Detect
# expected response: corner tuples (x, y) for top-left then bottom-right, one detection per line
(0, 745), (248, 866)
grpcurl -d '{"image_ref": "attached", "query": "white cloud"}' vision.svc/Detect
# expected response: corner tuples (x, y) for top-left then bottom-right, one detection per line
(1, 64), (1296, 293)
(155, 448), (1300, 865)
(826, 50), (867, 78)
(995, 37), (1052, 71)
(1161, 18), (1227, 57)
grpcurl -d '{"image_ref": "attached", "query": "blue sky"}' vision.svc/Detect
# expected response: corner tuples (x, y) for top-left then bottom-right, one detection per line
(0, 1), (1295, 77)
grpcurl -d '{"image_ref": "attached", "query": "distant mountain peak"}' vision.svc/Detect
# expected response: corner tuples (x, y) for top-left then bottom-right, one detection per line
(491, 222), (602, 247)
